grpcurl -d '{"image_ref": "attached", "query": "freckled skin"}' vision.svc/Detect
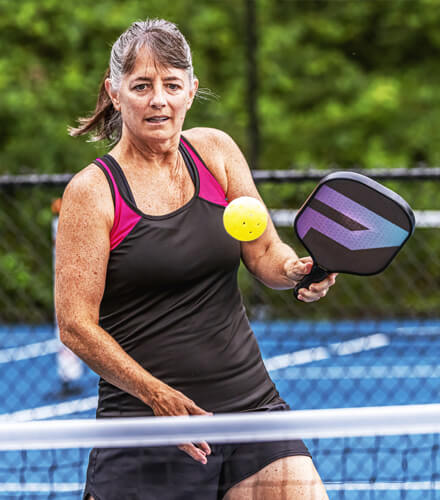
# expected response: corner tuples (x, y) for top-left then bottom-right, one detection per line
(58, 48), (334, 500)
(224, 456), (329, 500)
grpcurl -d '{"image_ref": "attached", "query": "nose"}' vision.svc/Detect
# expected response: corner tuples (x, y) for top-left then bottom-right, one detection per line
(150, 84), (166, 109)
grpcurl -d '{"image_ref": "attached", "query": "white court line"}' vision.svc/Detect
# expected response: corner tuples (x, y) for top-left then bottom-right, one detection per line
(0, 483), (84, 493)
(0, 481), (437, 493)
(0, 324), (434, 366)
(0, 339), (93, 422)
(396, 326), (440, 336)
(0, 396), (98, 422)
(325, 481), (440, 491)
(265, 334), (390, 371)
(273, 364), (440, 380)
(0, 339), (59, 364)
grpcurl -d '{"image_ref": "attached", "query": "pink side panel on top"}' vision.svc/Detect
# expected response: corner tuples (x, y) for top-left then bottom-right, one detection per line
(180, 139), (228, 207)
(95, 158), (142, 251)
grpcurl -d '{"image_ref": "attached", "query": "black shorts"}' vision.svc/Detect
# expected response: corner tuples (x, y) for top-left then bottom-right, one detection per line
(83, 408), (311, 500)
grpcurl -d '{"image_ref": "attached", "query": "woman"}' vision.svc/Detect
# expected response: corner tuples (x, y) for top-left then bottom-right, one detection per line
(55, 19), (336, 500)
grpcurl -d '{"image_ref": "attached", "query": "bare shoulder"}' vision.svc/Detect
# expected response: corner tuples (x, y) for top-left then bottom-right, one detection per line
(183, 127), (243, 192)
(64, 163), (108, 200)
(183, 127), (239, 157)
(184, 127), (254, 198)
(61, 163), (114, 229)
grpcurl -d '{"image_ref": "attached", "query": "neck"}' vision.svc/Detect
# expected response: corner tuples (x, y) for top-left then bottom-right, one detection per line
(110, 131), (182, 170)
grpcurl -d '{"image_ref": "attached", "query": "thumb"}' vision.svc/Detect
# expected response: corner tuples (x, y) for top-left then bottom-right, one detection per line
(284, 257), (313, 280)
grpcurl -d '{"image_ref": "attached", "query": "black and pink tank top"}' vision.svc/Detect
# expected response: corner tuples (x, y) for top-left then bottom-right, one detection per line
(93, 136), (281, 417)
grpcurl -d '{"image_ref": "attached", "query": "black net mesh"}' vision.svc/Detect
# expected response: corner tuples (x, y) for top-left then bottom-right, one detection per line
(0, 170), (439, 498)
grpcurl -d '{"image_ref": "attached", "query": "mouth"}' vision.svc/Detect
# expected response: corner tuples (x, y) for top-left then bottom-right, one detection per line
(145, 116), (170, 123)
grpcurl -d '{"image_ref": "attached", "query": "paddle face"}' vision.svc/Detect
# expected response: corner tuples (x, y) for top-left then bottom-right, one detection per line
(294, 172), (415, 276)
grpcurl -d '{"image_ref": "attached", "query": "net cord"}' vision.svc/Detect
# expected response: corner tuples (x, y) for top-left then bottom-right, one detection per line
(1, 404), (440, 450)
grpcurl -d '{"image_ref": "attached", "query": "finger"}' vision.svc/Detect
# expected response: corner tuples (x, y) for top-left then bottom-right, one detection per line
(296, 259), (313, 274)
(186, 402), (213, 416)
(298, 285), (328, 302)
(196, 441), (211, 455)
(297, 271), (338, 302)
(178, 444), (208, 464)
(309, 281), (330, 294)
(285, 257), (313, 280)
(310, 273), (338, 292)
(328, 273), (338, 285)
(298, 256), (313, 265)
(298, 291), (323, 303)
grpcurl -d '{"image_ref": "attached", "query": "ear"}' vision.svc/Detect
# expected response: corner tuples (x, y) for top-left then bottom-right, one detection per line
(187, 78), (199, 110)
(105, 78), (121, 112)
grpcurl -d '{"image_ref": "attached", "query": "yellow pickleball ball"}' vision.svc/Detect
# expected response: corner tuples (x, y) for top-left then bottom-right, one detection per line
(223, 197), (268, 242)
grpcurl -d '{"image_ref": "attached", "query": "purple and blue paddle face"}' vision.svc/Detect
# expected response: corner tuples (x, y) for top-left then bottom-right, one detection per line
(293, 172), (415, 298)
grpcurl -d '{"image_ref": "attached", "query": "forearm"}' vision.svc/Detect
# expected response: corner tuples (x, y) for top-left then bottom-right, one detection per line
(244, 239), (301, 290)
(59, 321), (164, 407)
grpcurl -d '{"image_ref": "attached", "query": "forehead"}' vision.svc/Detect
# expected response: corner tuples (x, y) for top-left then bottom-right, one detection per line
(127, 48), (187, 80)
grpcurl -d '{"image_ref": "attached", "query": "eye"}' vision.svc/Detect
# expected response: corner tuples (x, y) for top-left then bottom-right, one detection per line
(133, 83), (150, 91)
(167, 83), (180, 91)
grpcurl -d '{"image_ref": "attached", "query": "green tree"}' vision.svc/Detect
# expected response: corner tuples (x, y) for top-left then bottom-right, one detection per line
(1, 0), (439, 322)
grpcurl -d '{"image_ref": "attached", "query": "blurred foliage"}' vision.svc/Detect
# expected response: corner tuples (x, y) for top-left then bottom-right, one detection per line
(0, 186), (60, 323)
(258, 0), (440, 170)
(2, 0), (440, 173)
(0, 0), (248, 173)
(1, 0), (440, 322)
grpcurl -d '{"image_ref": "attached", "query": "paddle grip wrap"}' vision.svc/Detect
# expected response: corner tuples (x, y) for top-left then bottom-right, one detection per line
(293, 263), (329, 300)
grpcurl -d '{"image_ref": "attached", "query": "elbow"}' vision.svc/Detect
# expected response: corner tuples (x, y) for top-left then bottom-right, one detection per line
(58, 326), (72, 348)
(57, 315), (89, 353)
(242, 241), (272, 279)
(58, 323), (77, 352)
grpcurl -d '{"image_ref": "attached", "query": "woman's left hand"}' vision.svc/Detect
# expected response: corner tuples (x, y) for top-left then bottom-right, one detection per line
(284, 256), (337, 302)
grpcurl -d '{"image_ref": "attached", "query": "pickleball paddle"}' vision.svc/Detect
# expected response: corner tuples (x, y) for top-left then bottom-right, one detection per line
(293, 171), (415, 298)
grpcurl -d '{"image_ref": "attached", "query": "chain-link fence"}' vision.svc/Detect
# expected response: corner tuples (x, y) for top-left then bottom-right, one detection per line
(249, 170), (440, 411)
(0, 169), (439, 419)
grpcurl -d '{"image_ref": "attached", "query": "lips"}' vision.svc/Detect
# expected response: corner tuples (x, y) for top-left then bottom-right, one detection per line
(146, 116), (169, 123)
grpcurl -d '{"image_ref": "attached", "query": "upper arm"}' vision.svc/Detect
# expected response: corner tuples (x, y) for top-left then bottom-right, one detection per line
(203, 129), (283, 268)
(184, 127), (284, 272)
(187, 127), (268, 210)
(55, 165), (114, 334)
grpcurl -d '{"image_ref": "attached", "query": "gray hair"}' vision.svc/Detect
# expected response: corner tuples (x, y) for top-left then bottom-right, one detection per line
(69, 19), (195, 143)
(109, 19), (195, 90)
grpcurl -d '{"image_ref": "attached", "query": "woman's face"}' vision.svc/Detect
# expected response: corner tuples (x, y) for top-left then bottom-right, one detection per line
(108, 49), (198, 146)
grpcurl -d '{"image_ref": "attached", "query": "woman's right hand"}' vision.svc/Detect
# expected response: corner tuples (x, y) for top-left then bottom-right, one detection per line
(149, 382), (213, 464)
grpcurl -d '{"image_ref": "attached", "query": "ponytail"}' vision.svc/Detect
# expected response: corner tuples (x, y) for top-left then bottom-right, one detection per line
(68, 68), (122, 144)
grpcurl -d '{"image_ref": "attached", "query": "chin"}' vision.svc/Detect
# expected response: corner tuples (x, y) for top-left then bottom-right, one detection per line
(143, 128), (180, 141)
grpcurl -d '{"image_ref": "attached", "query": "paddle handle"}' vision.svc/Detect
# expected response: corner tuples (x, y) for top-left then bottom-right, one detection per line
(293, 263), (329, 300)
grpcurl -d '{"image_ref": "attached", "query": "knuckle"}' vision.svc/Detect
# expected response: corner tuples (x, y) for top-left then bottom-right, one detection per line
(179, 444), (193, 454)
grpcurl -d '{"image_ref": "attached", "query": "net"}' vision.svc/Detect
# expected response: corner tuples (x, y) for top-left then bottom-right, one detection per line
(1, 169), (439, 497)
(0, 171), (439, 416)
(1, 405), (440, 499)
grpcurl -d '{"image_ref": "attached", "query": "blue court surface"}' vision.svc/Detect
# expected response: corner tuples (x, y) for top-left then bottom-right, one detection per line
(1, 320), (439, 499)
